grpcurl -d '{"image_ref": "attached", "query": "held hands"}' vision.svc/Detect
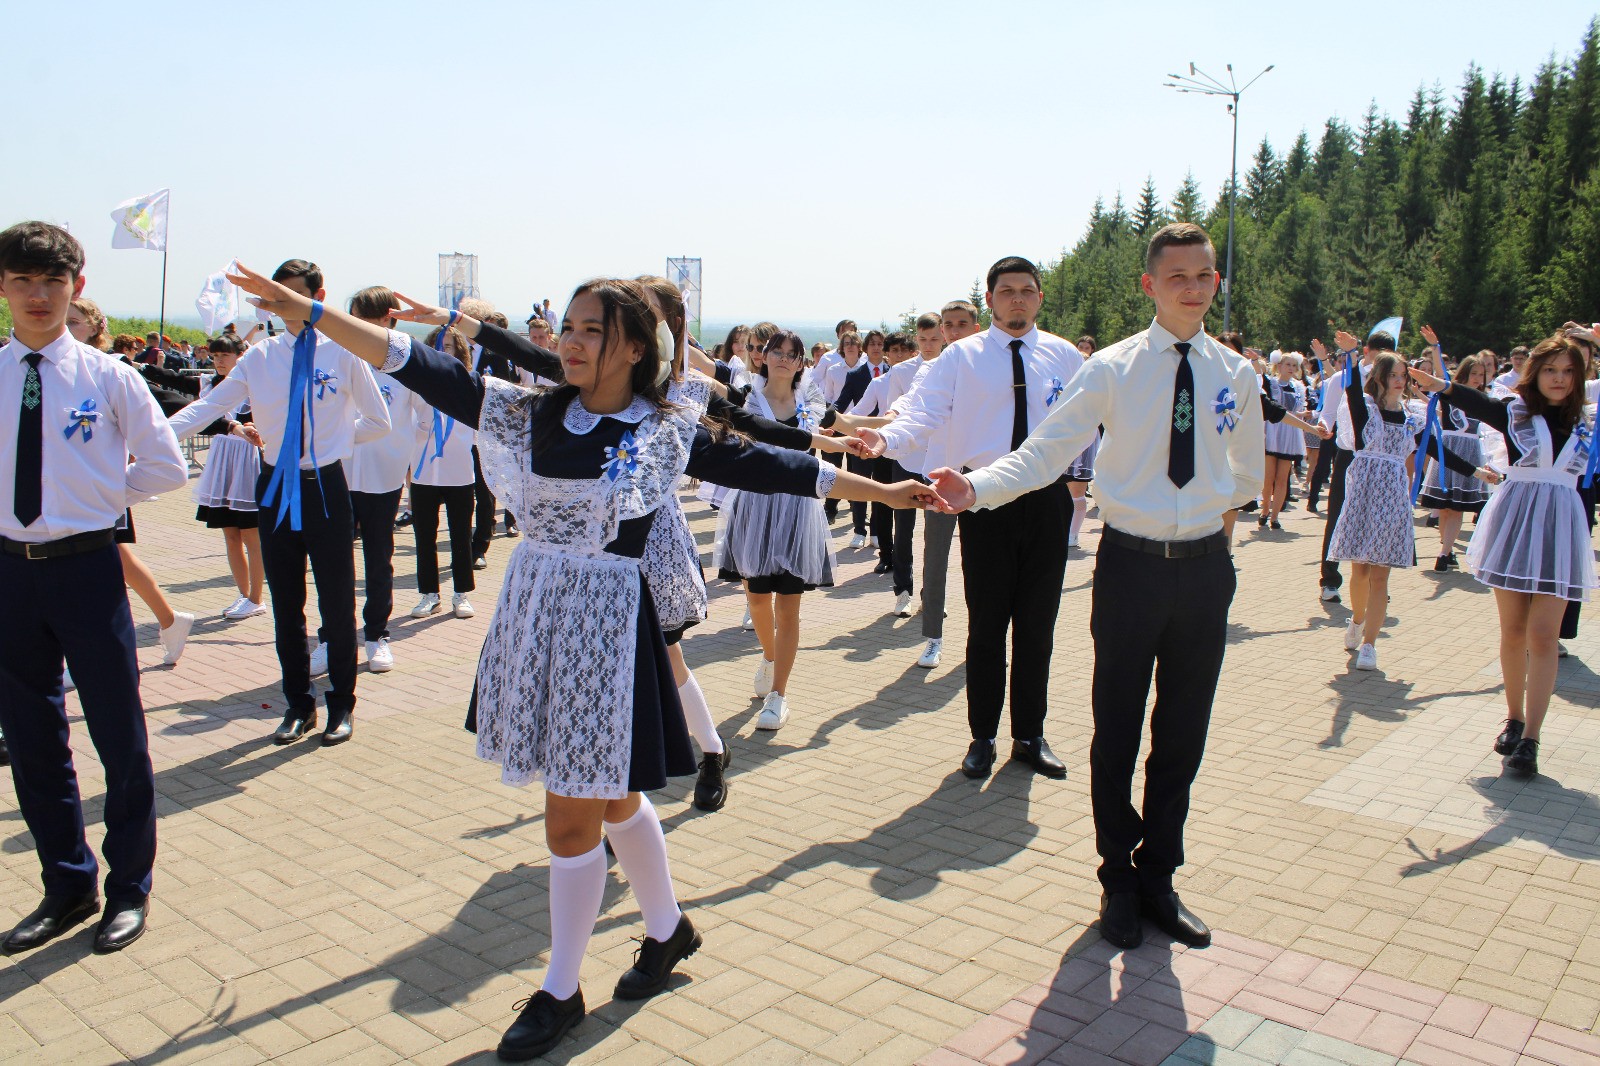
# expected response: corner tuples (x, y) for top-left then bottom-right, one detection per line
(855, 427), (888, 458)
(1334, 329), (1361, 352)
(1475, 466), (1504, 485)
(1314, 421), (1334, 440)
(926, 467), (976, 513)
(232, 422), (265, 448)
(881, 479), (947, 510)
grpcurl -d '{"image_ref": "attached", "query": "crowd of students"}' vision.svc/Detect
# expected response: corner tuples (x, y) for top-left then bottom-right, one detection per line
(1, 215), (1595, 1062)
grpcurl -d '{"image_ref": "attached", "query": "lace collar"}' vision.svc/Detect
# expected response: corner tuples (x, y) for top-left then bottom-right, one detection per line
(563, 393), (655, 434)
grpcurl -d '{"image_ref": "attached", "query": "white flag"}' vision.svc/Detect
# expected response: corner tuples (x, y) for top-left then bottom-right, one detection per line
(110, 188), (170, 251)
(195, 260), (244, 334)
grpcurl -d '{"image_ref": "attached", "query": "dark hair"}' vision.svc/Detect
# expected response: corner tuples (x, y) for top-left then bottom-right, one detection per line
(1510, 345), (1530, 360)
(1516, 333), (1588, 430)
(986, 256), (1040, 294)
(941, 300), (980, 319)
(486, 311), (508, 329)
(834, 319), (857, 335)
(838, 330), (862, 350)
(531, 278), (669, 454)
(271, 258), (323, 294)
(1076, 334), (1098, 353)
(885, 331), (915, 352)
(758, 329), (806, 391)
(914, 312), (942, 331)
(111, 334), (139, 355)
(1145, 222), (1214, 274)
(863, 329), (887, 348)
(1365, 331), (1397, 353)
(722, 323), (750, 358)
(425, 325), (472, 367)
(1216, 331), (1245, 355)
(348, 285), (396, 321)
(207, 334), (246, 356)
(1452, 352), (1487, 389)
(1363, 353), (1404, 404)
(0, 221), (84, 280)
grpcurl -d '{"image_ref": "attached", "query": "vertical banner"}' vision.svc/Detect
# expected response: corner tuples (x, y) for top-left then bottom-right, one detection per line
(666, 256), (702, 342)
(438, 253), (480, 310)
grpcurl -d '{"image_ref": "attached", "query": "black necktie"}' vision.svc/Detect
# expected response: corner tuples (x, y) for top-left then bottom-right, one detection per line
(15, 353), (43, 526)
(1009, 339), (1029, 450)
(1169, 341), (1195, 488)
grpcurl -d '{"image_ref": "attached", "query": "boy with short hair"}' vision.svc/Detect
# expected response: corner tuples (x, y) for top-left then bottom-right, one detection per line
(0, 221), (187, 954)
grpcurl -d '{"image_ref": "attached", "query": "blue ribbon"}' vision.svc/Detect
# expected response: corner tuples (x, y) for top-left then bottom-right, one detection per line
(601, 429), (641, 482)
(414, 318), (458, 476)
(313, 368), (338, 399)
(261, 302), (328, 530)
(63, 398), (101, 441)
(1582, 421), (1600, 488)
(1213, 388), (1238, 433)
(1410, 353), (1451, 504)
(380, 384), (393, 406)
(1045, 376), (1065, 408)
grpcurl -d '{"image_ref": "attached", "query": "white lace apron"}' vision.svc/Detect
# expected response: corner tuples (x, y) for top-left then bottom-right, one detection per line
(472, 379), (695, 797)
(641, 374), (713, 631)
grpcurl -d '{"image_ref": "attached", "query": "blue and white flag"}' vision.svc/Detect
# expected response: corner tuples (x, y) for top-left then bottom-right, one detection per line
(110, 188), (170, 251)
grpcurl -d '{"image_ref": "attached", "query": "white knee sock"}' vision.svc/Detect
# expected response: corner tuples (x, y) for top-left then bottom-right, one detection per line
(678, 672), (723, 755)
(541, 842), (607, 999)
(604, 798), (682, 941)
(1069, 503), (1087, 541)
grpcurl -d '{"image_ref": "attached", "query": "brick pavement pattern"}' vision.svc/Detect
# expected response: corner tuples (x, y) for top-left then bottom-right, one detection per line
(1, 474), (1597, 1064)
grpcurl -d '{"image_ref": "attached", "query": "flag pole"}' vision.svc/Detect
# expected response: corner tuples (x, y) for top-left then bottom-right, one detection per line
(157, 244), (168, 345)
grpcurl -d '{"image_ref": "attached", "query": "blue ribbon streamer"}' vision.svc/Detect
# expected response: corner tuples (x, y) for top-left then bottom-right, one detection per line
(1410, 352), (1451, 504)
(1582, 421), (1600, 488)
(261, 302), (328, 530)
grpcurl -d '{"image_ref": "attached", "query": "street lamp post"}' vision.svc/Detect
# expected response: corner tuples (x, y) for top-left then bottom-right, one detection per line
(1163, 62), (1274, 334)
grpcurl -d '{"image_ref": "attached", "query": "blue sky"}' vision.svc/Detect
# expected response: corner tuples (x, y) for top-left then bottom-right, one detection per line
(9, 1), (1597, 328)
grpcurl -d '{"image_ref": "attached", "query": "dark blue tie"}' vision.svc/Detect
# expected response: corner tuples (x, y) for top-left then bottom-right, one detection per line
(1009, 339), (1029, 450)
(1169, 342), (1195, 487)
(14, 353), (43, 526)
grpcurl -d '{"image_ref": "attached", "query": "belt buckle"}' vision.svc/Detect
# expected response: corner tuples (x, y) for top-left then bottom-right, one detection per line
(23, 542), (47, 561)
(1164, 541), (1179, 559)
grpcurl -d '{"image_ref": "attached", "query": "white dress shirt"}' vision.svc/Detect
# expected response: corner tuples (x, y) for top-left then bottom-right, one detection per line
(888, 357), (941, 475)
(813, 349), (843, 402)
(876, 325), (1085, 474)
(168, 329), (390, 468)
(410, 402), (478, 487)
(824, 354), (862, 405)
(348, 372), (428, 494)
(0, 333), (187, 542)
(966, 320), (1265, 542)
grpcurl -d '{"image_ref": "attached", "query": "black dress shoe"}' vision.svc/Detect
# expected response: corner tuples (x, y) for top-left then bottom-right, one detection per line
(960, 739), (996, 779)
(1010, 738), (1067, 778)
(1503, 737), (1539, 777)
(273, 712), (317, 745)
(0, 735), (8, 766)
(93, 900), (147, 953)
(692, 748), (731, 812)
(496, 988), (585, 1062)
(321, 710), (353, 746)
(1099, 892), (1143, 949)
(873, 561), (894, 574)
(1494, 718), (1525, 756)
(1142, 891), (1211, 946)
(3, 893), (100, 954)
(614, 914), (702, 1000)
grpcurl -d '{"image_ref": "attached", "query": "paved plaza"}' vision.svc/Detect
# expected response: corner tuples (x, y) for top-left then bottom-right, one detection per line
(2, 467), (1599, 1065)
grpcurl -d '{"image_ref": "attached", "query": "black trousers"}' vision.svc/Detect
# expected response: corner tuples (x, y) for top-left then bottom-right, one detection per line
(343, 488), (402, 642)
(411, 482), (476, 595)
(258, 462), (358, 719)
(957, 481), (1072, 740)
(1307, 438), (1337, 507)
(0, 543), (156, 904)
(872, 457), (917, 593)
(844, 453), (871, 534)
(1090, 535), (1236, 894)
(1319, 447), (1354, 590)
(471, 446), (512, 556)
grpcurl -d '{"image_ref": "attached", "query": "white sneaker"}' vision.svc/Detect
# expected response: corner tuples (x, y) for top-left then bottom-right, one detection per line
(894, 591), (913, 617)
(472, 556), (487, 571)
(756, 691), (790, 730)
(1343, 621), (1363, 652)
(159, 612), (194, 666)
(309, 641), (329, 676)
(453, 593), (474, 618)
(847, 532), (867, 549)
(366, 638), (394, 672)
(411, 593), (441, 618)
(1355, 643), (1378, 671)
(753, 657), (775, 697)
(1068, 532), (1079, 548)
(224, 596), (266, 621)
(1320, 587), (1341, 603)
(916, 638), (943, 669)
(741, 606), (754, 630)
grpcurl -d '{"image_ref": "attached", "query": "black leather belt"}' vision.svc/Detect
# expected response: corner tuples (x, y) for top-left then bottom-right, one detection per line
(0, 528), (116, 561)
(1102, 526), (1228, 559)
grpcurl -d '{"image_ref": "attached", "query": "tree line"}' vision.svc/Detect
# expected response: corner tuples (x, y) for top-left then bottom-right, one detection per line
(1037, 20), (1600, 358)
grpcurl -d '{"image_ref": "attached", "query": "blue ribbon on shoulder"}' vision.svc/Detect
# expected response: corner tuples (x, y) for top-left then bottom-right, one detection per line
(63, 398), (101, 441)
(260, 302), (328, 530)
(414, 315), (458, 476)
(1410, 351), (1450, 504)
